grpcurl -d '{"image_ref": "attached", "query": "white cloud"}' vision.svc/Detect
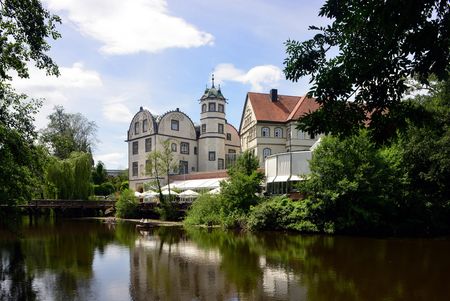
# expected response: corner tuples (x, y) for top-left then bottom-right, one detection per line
(94, 152), (126, 168)
(12, 62), (103, 129)
(14, 62), (102, 91)
(44, 0), (214, 55)
(213, 63), (283, 92)
(103, 102), (134, 123)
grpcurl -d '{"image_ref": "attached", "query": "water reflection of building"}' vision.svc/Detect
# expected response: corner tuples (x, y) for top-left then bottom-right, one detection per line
(129, 235), (306, 300)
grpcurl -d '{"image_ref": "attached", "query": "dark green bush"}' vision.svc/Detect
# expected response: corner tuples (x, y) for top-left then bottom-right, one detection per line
(248, 196), (320, 233)
(115, 189), (139, 218)
(184, 194), (224, 226)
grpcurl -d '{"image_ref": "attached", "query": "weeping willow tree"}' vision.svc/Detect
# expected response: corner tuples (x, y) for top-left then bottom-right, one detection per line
(46, 152), (92, 200)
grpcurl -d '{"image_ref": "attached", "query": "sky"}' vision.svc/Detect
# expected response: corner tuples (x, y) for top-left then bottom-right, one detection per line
(13, 0), (328, 170)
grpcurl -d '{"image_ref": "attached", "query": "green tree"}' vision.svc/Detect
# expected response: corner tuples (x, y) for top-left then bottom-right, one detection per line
(298, 131), (405, 234)
(284, 0), (450, 142)
(115, 189), (139, 218)
(0, 0), (60, 81)
(0, 87), (48, 206)
(92, 161), (107, 185)
(40, 106), (97, 159)
(146, 139), (178, 200)
(0, 0), (60, 223)
(46, 152), (92, 200)
(221, 150), (264, 212)
(394, 78), (450, 233)
(145, 139), (179, 220)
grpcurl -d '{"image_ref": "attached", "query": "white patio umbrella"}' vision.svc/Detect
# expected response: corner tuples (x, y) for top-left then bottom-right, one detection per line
(142, 190), (158, 197)
(161, 189), (179, 196)
(208, 187), (221, 195)
(179, 189), (199, 198)
(142, 190), (158, 203)
(134, 191), (143, 197)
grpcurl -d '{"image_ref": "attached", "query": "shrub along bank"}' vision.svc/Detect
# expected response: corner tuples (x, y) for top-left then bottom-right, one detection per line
(185, 80), (450, 236)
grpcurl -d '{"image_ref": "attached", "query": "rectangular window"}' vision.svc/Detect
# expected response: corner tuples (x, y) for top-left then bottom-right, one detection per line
(143, 119), (148, 132)
(145, 138), (152, 152)
(145, 160), (149, 175)
(208, 102), (216, 112)
(180, 142), (189, 154)
(132, 141), (138, 155)
(132, 162), (138, 176)
(218, 158), (224, 170)
(202, 124), (206, 133)
(209, 151), (216, 161)
(171, 119), (179, 131)
(218, 104), (224, 113)
(226, 133), (232, 140)
(228, 149), (236, 153)
(134, 122), (140, 134)
(179, 160), (188, 175)
(194, 147), (198, 155)
(218, 123), (224, 134)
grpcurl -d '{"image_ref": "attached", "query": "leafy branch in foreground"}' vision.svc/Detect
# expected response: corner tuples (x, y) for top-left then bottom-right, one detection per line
(284, 0), (450, 142)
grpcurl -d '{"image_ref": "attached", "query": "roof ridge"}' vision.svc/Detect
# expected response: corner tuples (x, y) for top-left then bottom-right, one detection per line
(286, 95), (306, 121)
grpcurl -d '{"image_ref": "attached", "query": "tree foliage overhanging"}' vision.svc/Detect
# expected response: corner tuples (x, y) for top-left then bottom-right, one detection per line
(0, 0), (61, 81)
(0, 0), (60, 214)
(284, 0), (450, 142)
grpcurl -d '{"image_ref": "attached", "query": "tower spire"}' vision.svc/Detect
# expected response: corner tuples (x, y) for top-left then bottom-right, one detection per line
(211, 73), (215, 88)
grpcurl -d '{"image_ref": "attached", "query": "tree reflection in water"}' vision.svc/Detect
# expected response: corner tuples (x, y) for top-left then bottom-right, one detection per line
(1, 218), (450, 301)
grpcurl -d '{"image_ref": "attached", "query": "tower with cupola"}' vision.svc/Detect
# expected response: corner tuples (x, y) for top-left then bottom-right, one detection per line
(198, 75), (227, 172)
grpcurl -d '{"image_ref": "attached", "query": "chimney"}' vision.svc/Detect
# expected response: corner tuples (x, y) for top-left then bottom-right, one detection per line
(176, 108), (179, 112)
(270, 89), (278, 102)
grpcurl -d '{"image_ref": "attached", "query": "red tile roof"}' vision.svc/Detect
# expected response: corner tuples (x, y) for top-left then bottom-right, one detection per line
(247, 92), (319, 123)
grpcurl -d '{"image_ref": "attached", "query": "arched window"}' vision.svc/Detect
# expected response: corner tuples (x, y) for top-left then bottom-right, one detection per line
(263, 148), (271, 158)
(171, 143), (177, 152)
(261, 127), (270, 137)
(274, 127), (283, 138)
(202, 104), (206, 112)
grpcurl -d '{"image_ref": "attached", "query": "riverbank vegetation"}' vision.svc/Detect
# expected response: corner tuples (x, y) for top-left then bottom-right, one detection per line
(185, 79), (450, 236)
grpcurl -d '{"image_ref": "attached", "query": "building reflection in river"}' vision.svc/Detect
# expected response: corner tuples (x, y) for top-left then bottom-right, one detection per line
(130, 230), (306, 300)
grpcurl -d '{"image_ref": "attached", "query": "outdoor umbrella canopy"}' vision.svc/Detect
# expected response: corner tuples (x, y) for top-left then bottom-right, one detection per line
(179, 189), (200, 198)
(134, 191), (143, 197)
(142, 190), (158, 203)
(208, 187), (221, 194)
(161, 189), (178, 196)
(142, 190), (158, 197)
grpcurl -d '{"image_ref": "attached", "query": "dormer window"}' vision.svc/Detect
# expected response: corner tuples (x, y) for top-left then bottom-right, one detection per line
(143, 119), (148, 132)
(208, 102), (216, 112)
(134, 122), (140, 134)
(171, 119), (179, 131)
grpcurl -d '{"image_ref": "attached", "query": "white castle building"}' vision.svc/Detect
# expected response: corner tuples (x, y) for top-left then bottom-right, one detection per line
(126, 76), (241, 191)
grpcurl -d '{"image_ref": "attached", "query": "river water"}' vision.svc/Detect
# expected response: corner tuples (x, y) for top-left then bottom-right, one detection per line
(0, 218), (449, 301)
